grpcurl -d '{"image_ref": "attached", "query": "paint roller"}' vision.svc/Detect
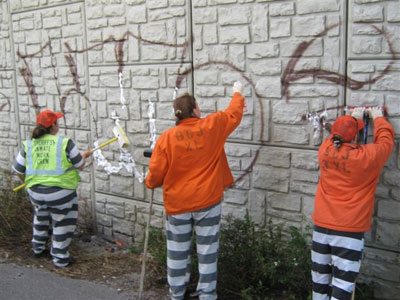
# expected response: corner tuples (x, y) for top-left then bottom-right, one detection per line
(89, 124), (130, 153)
(13, 125), (130, 192)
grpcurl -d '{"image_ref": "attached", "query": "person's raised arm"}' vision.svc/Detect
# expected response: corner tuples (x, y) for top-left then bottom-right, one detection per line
(220, 81), (245, 137)
(366, 107), (395, 166)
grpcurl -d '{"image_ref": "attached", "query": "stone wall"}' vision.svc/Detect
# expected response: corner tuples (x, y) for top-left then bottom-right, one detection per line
(0, 0), (399, 297)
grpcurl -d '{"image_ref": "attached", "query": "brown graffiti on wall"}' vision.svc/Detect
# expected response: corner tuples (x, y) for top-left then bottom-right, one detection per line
(14, 32), (187, 138)
(8, 25), (397, 184)
(66, 31), (187, 65)
(282, 24), (397, 101)
(0, 91), (10, 111)
(64, 31), (188, 137)
(282, 24), (397, 142)
(17, 42), (53, 115)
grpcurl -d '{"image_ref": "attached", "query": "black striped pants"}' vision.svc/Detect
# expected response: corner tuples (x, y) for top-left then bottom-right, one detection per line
(311, 225), (364, 300)
(166, 202), (221, 300)
(28, 185), (78, 268)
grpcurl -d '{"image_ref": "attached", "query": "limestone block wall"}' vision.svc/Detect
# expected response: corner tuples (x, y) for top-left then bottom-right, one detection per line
(347, 1), (400, 297)
(0, 0), (399, 297)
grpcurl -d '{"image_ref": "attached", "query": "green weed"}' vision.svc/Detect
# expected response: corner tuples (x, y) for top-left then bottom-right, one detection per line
(218, 216), (312, 299)
(147, 214), (375, 299)
(0, 171), (32, 246)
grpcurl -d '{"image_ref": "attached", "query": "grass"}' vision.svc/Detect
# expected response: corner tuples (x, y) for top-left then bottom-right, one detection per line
(0, 171), (32, 246)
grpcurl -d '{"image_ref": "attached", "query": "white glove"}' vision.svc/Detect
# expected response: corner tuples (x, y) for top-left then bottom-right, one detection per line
(351, 107), (365, 120)
(368, 107), (383, 120)
(233, 81), (243, 95)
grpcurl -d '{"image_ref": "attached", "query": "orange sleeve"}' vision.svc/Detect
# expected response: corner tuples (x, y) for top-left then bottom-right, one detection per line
(210, 92), (244, 138)
(372, 117), (395, 163)
(145, 135), (169, 189)
(360, 117), (395, 170)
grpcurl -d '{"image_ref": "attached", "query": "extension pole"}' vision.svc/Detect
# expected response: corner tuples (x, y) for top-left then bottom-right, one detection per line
(138, 188), (154, 299)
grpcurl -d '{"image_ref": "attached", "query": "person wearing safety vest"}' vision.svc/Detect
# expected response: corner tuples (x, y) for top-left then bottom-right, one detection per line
(12, 110), (92, 268)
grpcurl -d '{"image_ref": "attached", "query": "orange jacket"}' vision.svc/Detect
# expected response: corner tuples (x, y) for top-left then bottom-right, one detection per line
(145, 93), (245, 215)
(312, 117), (395, 232)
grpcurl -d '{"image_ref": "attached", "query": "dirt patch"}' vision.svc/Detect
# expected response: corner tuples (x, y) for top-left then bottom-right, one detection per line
(0, 234), (169, 300)
(0, 184), (171, 300)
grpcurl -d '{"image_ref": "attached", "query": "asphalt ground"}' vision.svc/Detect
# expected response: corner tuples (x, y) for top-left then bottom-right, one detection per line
(0, 263), (131, 300)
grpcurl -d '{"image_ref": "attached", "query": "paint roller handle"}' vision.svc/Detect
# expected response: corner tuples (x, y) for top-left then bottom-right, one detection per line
(13, 182), (27, 192)
(89, 137), (118, 153)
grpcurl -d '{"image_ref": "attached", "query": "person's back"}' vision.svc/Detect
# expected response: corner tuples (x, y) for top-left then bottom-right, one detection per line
(311, 107), (395, 300)
(313, 114), (394, 232)
(12, 110), (92, 268)
(146, 91), (244, 215)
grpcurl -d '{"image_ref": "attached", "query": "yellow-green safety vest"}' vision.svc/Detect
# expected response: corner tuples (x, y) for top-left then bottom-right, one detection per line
(23, 134), (80, 190)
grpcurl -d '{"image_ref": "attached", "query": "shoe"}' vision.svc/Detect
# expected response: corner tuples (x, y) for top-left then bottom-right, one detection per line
(33, 249), (49, 258)
(68, 256), (76, 266)
(54, 256), (75, 268)
(189, 291), (199, 298)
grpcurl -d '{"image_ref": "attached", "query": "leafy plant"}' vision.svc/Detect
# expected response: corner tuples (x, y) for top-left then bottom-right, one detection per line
(355, 282), (375, 300)
(143, 215), (376, 299)
(147, 215), (313, 299)
(147, 226), (167, 269)
(218, 216), (312, 299)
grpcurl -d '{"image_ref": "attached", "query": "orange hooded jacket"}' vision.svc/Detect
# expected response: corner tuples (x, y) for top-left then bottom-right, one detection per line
(312, 117), (395, 232)
(145, 93), (244, 215)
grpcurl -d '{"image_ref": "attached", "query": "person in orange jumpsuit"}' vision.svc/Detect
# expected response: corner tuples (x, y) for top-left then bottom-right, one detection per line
(146, 82), (245, 300)
(311, 107), (395, 300)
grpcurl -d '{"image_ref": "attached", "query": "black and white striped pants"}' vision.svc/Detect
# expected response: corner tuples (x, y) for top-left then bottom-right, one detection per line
(312, 225), (364, 300)
(28, 185), (78, 268)
(166, 202), (221, 300)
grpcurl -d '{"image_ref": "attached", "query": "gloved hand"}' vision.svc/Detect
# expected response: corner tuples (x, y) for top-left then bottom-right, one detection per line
(351, 107), (365, 120)
(233, 81), (243, 95)
(367, 107), (383, 120)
